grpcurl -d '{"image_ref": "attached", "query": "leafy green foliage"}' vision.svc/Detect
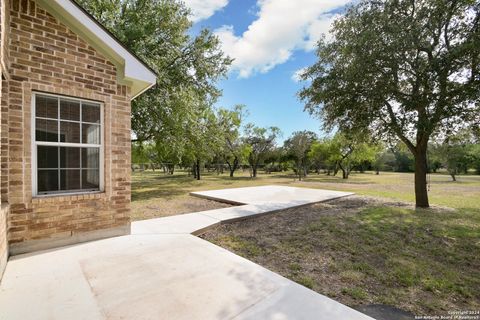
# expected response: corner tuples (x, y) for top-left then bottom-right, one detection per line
(430, 131), (479, 180)
(283, 131), (317, 180)
(299, 0), (480, 207)
(77, 0), (232, 178)
(217, 105), (249, 177)
(243, 124), (281, 177)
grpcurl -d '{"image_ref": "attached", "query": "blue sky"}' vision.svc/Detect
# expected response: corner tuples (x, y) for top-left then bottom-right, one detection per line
(185, 0), (350, 141)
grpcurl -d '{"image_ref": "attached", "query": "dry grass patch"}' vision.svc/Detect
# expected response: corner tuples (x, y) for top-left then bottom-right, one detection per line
(201, 196), (480, 315)
(131, 171), (480, 221)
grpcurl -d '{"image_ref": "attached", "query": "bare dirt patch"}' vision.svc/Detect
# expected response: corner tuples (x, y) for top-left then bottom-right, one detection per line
(201, 195), (480, 316)
(131, 195), (232, 221)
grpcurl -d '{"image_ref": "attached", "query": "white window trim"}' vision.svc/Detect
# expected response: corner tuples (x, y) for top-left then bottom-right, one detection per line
(31, 92), (105, 197)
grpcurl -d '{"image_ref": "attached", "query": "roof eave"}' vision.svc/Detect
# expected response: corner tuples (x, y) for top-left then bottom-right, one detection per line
(36, 0), (157, 99)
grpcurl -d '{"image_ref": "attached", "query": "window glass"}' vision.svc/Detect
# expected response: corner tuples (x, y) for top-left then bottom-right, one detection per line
(60, 99), (80, 121)
(36, 95), (58, 119)
(60, 170), (81, 191)
(34, 94), (102, 195)
(82, 169), (99, 189)
(36, 119), (58, 142)
(82, 103), (100, 123)
(60, 121), (80, 143)
(60, 147), (81, 168)
(82, 123), (100, 144)
(82, 148), (99, 169)
(38, 170), (59, 192)
(37, 146), (58, 169)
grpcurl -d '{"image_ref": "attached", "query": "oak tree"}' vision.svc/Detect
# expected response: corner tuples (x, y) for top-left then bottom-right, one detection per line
(300, 0), (480, 207)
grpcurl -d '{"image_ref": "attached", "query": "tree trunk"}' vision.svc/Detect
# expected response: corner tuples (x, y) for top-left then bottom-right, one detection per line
(196, 160), (201, 180)
(226, 157), (239, 178)
(231, 158), (239, 178)
(450, 173), (456, 181)
(297, 163), (302, 181)
(252, 165), (257, 178)
(338, 162), (348, 179)
(414, 147), (429, 208)
(339, 165), (347, 179)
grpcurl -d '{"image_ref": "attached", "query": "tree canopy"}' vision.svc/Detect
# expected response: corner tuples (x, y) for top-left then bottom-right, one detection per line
(299, 0), (480, 207)
(243, 124), (281, 177)
(284, 131), (317, 180)
(78, 1), (230, 130)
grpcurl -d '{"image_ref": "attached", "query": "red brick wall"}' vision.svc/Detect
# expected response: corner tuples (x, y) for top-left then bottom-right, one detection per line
(3, 0), (132, 254)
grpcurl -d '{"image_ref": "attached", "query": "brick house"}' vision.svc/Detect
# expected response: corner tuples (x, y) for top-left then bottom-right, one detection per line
(0, 0), (156, 279)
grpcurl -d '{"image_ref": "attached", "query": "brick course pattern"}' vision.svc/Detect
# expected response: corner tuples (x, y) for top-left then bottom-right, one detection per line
(1, 0), (10, 279)
(2, 0), (132, 253)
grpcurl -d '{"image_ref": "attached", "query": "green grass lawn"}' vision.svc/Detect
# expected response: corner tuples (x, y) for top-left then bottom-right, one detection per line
(202, 196), (480, 314)
(132, 169), (480, 214)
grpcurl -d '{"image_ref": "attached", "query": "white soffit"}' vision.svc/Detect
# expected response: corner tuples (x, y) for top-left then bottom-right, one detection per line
(36, 0), (157, 99)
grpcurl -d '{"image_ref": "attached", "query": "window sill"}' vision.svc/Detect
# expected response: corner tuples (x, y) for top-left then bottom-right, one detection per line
(32, 191), (105, 204)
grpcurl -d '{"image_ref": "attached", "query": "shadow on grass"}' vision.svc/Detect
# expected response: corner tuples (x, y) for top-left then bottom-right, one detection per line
(203, 200), (480, 314)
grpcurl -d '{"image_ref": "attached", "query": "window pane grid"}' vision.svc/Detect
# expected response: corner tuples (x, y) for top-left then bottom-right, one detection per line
(35, 116), (100, 126)
(34, 94), (102, 195)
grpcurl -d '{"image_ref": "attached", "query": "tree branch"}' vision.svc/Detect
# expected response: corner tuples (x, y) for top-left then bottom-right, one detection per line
(384, 101), (416, 153)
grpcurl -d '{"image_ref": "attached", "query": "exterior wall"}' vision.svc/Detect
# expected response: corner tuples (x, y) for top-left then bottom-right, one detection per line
(0, 204), (8, 280)
(4, 0), (132, 255)
(1, 0), (10, 72)
(0, 0), (10, 281)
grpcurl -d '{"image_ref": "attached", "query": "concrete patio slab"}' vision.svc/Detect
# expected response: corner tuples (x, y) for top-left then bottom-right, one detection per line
(190, 185), (353, 206)
(131, 211), (221, 235)
(0, 186), (368, 320)
(0, 234), (371, 320)
(133, 186), (353, 235)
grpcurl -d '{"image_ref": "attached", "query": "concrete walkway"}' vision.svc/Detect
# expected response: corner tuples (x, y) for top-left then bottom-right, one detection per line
(0, 186), (373, 320)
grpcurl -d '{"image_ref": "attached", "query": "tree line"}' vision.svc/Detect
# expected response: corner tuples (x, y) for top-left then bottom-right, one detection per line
(133, 108), (480, 182)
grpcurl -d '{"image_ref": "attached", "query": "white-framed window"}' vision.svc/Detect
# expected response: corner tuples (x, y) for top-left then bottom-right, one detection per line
(32, 92), (104, 196)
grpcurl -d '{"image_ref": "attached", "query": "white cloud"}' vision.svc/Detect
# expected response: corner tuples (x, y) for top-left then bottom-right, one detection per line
(291, 67), (307, 82)
(183, 0), (229, 22)
(214, 0), (350, 78)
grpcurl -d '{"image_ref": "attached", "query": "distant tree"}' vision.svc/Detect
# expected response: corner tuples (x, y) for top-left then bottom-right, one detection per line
(325, 131), (375, 179)
(217, 105), (248, 177)
(308, 141), (328, 174)
(263, 147), (286, 173)
(150, 138), (185, 174)
(373, 149), (397, 173)
(186, 105), (225, 180)
(390, 143), (415, 172)
(243, 125), (281, 177)
(470, 144), (480, 174)
(300, 0), (480, 207)
(284, 131), (317, 180)
(370, 144), (388, 174)
(132, 142), (150, 165)
(432, 131), (476, 181)
(426, 144), (442, 173)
